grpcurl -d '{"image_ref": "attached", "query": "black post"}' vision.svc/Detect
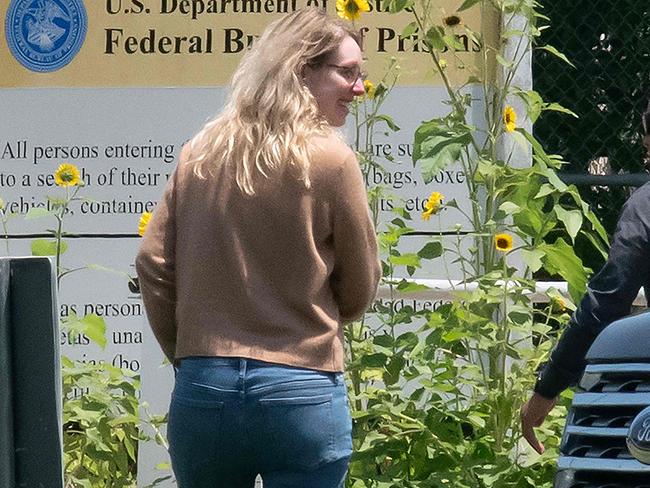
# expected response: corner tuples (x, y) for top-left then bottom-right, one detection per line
(0, 257), (63, 488)
(0, 260), (15, 488)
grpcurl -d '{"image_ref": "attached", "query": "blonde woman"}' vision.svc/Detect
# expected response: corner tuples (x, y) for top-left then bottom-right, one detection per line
(136, 7), (380, 488)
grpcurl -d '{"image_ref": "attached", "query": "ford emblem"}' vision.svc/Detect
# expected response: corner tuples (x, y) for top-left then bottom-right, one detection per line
(627, 406), (650, 464)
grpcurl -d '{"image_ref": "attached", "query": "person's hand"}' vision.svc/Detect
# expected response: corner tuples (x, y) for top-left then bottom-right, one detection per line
(520, 392), (557, 454)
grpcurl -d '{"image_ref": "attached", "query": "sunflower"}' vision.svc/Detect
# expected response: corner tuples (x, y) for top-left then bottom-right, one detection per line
(551, 296), (567, 313)
(363, 79), (376, 98)
(443, 15), (462, 27)
(54, 163), (82, 187)
(494, 233), (513, 252)
(138, 211), (153, 237)
(422, 191), (444, 221)
(503, 106), (517, 133)
(336, 0), (370, 21)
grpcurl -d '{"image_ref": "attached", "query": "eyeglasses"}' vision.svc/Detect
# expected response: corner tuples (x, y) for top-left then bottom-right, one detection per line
(327, 64), (366, 85)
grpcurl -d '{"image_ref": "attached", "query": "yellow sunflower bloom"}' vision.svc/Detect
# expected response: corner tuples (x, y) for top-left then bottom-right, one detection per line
(363, 79), (376, 98)
(551, 296), (567, 313)
(336, 0), (369, 21)
(422, 191), (444, 221)
(494, 233), (513, 252)
(503, 106), (517, 133)
(138, 211), (153, 237)
(54, 163), (82, 187)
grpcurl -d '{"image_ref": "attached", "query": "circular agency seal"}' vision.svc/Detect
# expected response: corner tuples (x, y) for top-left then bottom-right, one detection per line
(5, 0), (88, 73)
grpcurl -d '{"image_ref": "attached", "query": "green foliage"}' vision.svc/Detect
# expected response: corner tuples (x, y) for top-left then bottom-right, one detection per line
(62, 356), (141, 488)
(413, 115), (474, 183)
(0, 170), (164, 488)
(32, 238), (69, 256)
(347, 1), (608, 486)
(64, 313), (108, 349)
(533, 0), (650, 268)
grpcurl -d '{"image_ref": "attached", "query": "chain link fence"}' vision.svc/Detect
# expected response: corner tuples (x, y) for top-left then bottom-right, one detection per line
(533, 0), (650, 268)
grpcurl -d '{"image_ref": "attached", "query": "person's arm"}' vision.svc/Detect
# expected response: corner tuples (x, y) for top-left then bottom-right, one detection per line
(135, 160), (181, 362)
(522, 184), (650, 452)
(330, 152), (381, 322)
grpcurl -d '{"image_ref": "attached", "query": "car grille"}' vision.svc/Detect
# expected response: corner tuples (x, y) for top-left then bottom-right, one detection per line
(555, 363), (650, 488)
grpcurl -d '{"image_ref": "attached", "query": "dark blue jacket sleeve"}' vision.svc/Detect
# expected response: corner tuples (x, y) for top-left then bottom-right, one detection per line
(535, 183), (650, 399)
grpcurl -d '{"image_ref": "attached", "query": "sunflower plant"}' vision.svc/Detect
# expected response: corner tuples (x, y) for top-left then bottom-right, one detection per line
(342, 2), (610, 487)
(1, 162), (161, 488)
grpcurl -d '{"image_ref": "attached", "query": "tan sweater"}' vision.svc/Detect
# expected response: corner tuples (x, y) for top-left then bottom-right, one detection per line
(135, 133), (381, 372)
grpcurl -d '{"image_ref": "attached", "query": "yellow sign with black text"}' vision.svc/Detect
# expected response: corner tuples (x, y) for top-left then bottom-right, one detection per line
(1, 0), (496, 87)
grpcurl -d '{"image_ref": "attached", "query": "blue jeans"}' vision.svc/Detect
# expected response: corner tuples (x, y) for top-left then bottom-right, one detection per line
(168, 357), (353, 488)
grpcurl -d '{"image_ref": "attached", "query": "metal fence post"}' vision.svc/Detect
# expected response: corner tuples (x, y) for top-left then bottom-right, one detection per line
(0, 257), (63, 488)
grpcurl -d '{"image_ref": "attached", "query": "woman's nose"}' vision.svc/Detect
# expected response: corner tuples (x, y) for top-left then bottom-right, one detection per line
(352, 78), (365, 96)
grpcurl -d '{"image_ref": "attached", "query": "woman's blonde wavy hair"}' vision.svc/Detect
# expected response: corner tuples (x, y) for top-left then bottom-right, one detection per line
(187, 8), (361, 195)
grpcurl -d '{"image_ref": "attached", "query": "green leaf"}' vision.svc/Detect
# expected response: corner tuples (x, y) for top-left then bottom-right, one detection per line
(418, 145), (463, 183)
(515, 90), (543, 123)
(565, 187), (609, 248)
(396, 281), (430, 292)
(373, 334), (393, 348)
(413, 117), (473, 181)
(360, 353), (388, 367)
(520, 130), (568, 186)
(373, 114), (400, 132)
(401, 21), (418, 38)
(457, 0), (481, 10)
(496, 54), (514, 68)
(107, 414), (139, 427)
(513, 206), (545, 236)
(123, 433), (137, 461)
(554, 206), (583, 242)
(64, 313), (108, 349)
(379, 224), (411, 248)
(81, 314), (107, 349)
(467, 413), (486, 428)
(521, 248), (544, 273)
(389, 253), (421, 268)
(425, 26), (446, 51)
(538, 45), (576, 68)
(499, 202), (520, 215)
(388, 0), (413, 13)
(534, 183), (555, 199)
(501, 29), (526, 39)
(540, 238), (588, 302)
(25, 207), (55, 220)
(443, 34), (465, 51)
(509, 310), (531, 325)
(543, 102), (578, 118)
(85, 427), (112, 452)
(581, 228), (609, 260)
(417, 241), (443, 259)
(395, 331), (418, 349)
(31, 239), (67, 256)
(442, 330), (465, 342)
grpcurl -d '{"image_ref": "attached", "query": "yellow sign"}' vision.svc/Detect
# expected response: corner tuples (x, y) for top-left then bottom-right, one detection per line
(1, 0), (497, 87)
